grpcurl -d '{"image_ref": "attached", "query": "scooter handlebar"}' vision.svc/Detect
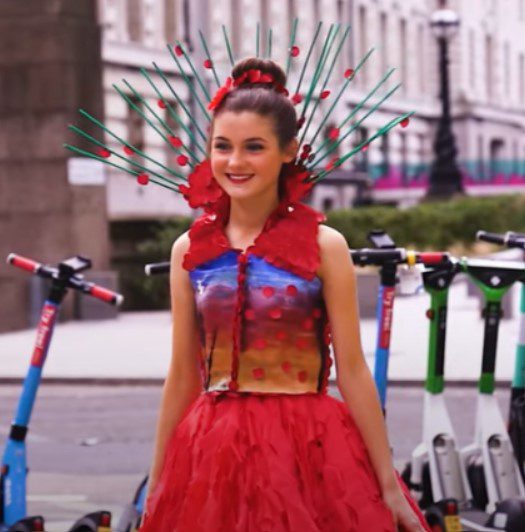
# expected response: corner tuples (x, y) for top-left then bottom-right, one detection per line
(145, 261), (171, 276)
(476, 230), (506, 245)
(7, 253), (45, 274)
(415, 252), (450, 266)
(86, 284), (124, 306)
(477, 230), (525, 249)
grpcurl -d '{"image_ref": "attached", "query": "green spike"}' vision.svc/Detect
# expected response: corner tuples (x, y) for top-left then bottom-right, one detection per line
(292, 21), (323, 97)
(149, 63), (208, 150)
(121, 79), (199, 164)
(285, 18), (299, 77)
(309, 81), (401, 169)
(167, 45), (212, 122)
(64, 143), (182, 193)
(71, 109), (185, 179)
(175, 40), (211, 101)
(199, 30), (221, 87)
(299, 25), (351, 146)
(267, 28), (273, 58)
(222, 25), (235, 66)
(112, 83), (196, 170)
(69, 124), (183, 181)
(313, 112), (414, 181)
(307, 47), (375, 148)
(256, 22), (260, 57)
(298, 24), (339, 120)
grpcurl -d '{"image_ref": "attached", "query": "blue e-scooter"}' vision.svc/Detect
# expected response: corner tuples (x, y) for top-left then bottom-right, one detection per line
(1, 254), (122, 532)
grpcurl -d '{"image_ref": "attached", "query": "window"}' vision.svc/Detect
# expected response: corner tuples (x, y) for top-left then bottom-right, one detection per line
(504, 42), (511, 97)
(127, 96), (145, 166)
(477, 135), (485, 181)
(288, 0), (296, 37)
(379, 133), (390, 177)
(359, 6), (368, 87)
(322, 197), (335, 212)
(128, 0), (143, 42)
(260, 0), (270, 56)
(400, 18), (407, 95)
(469, 29), (476, 91)
(164, 101), (179, 169)
(164, 0), (179, 44)
(489, 138), (504, 179)
(400, 131), (408, 185)
(486, 34), (493, 100)
(418, 22), (425, 93)
(380, 13), (388, 75)
(519, 53), (525, 105)
(353, 127), (369, 173)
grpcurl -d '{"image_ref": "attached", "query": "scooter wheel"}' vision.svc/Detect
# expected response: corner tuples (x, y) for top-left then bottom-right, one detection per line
(467, 459), (488, 510)
(424, 506), (446, 532)
(400, 462), (433, 508)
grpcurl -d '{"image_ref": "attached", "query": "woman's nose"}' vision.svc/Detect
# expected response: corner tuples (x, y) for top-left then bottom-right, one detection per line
(227, 150), (245, 169)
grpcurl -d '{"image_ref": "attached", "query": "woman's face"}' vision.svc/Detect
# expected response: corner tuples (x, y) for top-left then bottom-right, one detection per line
(210, 111), (297, 202)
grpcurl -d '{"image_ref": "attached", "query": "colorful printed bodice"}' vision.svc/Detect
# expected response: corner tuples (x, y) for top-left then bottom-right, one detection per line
(189, 250), (332, 394)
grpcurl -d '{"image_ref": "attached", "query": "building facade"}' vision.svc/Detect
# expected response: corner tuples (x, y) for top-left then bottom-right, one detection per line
(97, 0), (525, 214)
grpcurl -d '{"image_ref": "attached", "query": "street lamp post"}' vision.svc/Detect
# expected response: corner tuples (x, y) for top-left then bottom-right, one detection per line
(426, 3), (464, 199)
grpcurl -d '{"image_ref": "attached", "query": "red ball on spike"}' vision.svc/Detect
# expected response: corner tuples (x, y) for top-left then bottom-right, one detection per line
(296, 116), (306, 129)
(290, 45), (300, 57)
(326, 157), (339, 171)
(123, 146), (134, 155)
(174, 45), (183, 56)
(320, 90), (331, 99)
(157, 99), (167, 109)
(292, 93), (303, 105)
(97, 147), (111, 158)
(344, 68), (355, 79)
(361, 144), (369, 152)
(137, 173), (149, 185)
(203, 59), (213, 69)
(328, 127), (340, 141)
(177, 154), (189, 166)
(400, 117), (410, 128)
(168, 135), (183, 148)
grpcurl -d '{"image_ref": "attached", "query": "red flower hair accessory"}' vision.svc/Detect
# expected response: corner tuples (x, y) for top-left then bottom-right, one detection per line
(178, 160), (225, 210)
(208, 77), (233, 111)
(280, 163), (315, 206)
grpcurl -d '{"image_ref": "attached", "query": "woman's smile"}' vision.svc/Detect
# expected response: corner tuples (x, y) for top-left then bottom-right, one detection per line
(225, 173), (255, 183)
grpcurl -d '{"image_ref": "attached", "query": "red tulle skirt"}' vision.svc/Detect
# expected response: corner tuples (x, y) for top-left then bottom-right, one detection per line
(140, 392), (428, 532)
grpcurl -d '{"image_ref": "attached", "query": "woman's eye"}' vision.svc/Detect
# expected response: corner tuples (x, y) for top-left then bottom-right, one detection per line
(246, 144), (264, 151)
(213, 143), (230, 151)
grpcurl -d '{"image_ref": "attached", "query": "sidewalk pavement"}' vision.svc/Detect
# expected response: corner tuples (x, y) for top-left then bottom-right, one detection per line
(1, 274), (522, 384)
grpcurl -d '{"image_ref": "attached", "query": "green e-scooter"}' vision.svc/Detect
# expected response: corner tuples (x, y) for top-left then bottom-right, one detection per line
(459, 257), (525, 529)
(477, 231), (525, 484)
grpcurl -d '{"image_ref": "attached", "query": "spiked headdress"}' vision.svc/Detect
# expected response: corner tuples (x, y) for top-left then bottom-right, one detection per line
(65, 19), (412, 210)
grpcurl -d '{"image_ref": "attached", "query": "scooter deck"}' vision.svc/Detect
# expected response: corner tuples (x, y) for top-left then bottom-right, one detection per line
(460, 509), (499, 531)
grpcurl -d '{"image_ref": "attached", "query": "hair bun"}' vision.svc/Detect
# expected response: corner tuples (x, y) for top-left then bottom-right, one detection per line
(232, 58), (287, 88)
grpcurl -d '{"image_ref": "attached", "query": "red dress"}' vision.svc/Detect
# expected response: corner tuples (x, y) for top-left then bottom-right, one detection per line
(141, 166), (429, 531)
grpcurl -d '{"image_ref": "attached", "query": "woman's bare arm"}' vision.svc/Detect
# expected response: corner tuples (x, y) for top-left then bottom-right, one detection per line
(318, 225), (425, 531)
(145, 231), (202, 499)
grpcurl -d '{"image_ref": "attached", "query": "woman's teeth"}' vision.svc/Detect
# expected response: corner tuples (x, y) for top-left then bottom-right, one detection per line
(226, 173), (254, 183)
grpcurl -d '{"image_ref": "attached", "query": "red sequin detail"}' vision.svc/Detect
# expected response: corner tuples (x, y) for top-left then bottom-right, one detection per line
(169, 136), (183, 148)
(344, 68), (355, 79)
(276, 331), (288, 341)
(312, 308), (322, 319)
(302, 317), (314, 330)
(204, 59), (213, 69)
(281, 361), (292, 373)
(320, 90), (331, 99)
(262, 286), (275, 298)
(123, 145), (134, 155)
(137, 173), (149, 185)
(253, 338), (268, 350)
(174, 45), (184, 56)
(228, 381), (239, 391)
(400, 117), (410, 128)
(286, 285), (298, 296)
(252, 367), (265, 380)
(157, 99), (167, 109)
(97, 147), (111, 158)
(298, 370), (308, 382)
(177, 154), (189, 166)
(292, 93), (303, 105)
(295, 338), (309, 350)
(269, 308), (282, 320)
(290, 45), (300, 57)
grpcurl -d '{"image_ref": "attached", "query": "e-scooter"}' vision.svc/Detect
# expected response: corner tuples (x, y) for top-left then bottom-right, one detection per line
(460, 256), (525, 529)
(1, 254), (122, 532)
(477, 231), (525, 484)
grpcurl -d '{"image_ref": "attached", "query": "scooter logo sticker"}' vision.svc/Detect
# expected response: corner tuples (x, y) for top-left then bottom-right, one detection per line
(31, 303), (57, 367)
(379, 287), (395, 349)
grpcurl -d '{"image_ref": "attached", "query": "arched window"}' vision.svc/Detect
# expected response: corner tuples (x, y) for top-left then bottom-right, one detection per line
(128, 0), (143, 43)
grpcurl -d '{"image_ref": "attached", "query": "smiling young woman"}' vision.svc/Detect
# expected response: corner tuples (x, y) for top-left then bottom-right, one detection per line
(138, 57), (429, 532)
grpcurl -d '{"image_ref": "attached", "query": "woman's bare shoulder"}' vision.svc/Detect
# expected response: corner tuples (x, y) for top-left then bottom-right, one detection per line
(316, 224), (350, 279)
(170, 230), (191, 262)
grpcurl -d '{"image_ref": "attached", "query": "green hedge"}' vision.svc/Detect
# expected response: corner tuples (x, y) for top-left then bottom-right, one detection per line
(126, 195), (525, 308)
(327, 195), (525, 249)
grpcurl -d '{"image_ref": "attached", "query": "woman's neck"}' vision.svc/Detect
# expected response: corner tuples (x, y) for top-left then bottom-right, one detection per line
(226, 187), (280, 246)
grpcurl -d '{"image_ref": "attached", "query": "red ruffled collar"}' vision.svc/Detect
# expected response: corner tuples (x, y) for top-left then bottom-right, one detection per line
(181, 161), (326, 280)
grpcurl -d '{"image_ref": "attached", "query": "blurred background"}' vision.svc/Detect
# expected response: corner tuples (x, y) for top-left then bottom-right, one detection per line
(1, 0), (525, 331)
